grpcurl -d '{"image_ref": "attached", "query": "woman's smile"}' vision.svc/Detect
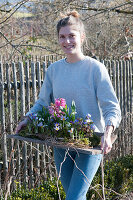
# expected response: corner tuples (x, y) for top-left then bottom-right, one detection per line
(59, 25), (82, 55)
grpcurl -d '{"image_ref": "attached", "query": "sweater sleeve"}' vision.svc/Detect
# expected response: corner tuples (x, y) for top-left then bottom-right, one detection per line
(95, 63), (121, 130)
(26, 66), (53, 116)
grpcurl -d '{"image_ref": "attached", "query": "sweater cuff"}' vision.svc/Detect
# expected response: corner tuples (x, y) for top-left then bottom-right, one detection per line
(105, 118), (117, 131)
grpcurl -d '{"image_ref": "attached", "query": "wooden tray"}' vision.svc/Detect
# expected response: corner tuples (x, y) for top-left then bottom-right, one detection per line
(7, 134), (103, 155)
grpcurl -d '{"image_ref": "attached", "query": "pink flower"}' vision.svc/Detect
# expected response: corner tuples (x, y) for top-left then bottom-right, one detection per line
(55, 98), (66, 108)
(49, 98), (66, 119)
(55, 99), (61, 107)
(60, 98), (66, 108)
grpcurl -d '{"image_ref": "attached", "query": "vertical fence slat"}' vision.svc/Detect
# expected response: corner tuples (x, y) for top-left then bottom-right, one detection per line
(29, 143), (34, 188)
(17, 140), (21, 183)
(31, 62), (37, 104)
(18, 62), (27, 187)
(12, 62), (18, 123)
(22, 142), (28, 187)
(122, 60), (126, 116)
(19, 62), (25, 117)
(129, 59), (133, 155)
(119, 60), (123, 157)
(6, 63), (13, 133)
(129, 59), (132, 113)
(46, 145), (52, 180)
(126, 60), (130, 112)
(25, 61), (30, 112)
(37, 61), (41, 91)
(0, 62), (5, 132)
(126, 61), (130, 154)
(43, 62), (46, 80)
(35, 143), (40, 186)
(40, 145), (47, 178)
(31, 62), (41, 185)
(130, 59), (133, 155)
(116, 61), (120, 101)
(111, 60), (116, 92)
(107, 60), (111, 78)
(119, 60), (123, 114)
(0, 62), (8, 178)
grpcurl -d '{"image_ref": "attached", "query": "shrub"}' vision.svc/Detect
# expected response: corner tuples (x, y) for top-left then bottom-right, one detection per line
(1, 155), (132, 200)
(1, 179), (66, 200)
(87, 155), (133, 200)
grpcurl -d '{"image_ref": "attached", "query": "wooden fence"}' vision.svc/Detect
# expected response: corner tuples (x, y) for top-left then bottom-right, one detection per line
(0, 56), (133, 193)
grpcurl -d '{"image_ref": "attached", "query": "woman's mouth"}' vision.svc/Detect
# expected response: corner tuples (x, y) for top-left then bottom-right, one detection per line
(64, 45), (74, 50)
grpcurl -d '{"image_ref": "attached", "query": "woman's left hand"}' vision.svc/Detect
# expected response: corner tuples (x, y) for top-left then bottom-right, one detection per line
(101, 125), (114, 154)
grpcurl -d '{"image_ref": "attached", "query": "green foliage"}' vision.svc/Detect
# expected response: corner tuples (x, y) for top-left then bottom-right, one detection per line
(2, 178), (66, 200)
(1, 155), (132, 200)
(87, 155), (133, 200)
(89, 133), (101, 147)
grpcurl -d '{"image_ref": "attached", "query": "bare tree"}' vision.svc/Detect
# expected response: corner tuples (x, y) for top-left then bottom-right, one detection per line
(0, 0), (132, 59)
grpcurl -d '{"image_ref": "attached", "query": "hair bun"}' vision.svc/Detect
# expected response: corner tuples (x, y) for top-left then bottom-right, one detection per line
(67, 10), (80, 18)
(60, 10), (80, 18)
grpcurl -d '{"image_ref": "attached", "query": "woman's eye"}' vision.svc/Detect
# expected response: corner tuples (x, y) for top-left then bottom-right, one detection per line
(70, 34), (75, 38)
(60, 35), (65, 39)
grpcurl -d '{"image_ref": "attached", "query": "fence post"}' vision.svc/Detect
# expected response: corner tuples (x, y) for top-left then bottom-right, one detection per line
(12, 62), (18, 123)
(31, 62), (37, 104)
(25, 61), (30, 112)
(19, 62), (25, 117)
(6, 63), (13, 133)
(0, 62), (8, 177)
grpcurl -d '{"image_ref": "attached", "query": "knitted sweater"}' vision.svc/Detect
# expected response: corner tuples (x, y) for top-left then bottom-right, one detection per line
(26, 56), (121, 132)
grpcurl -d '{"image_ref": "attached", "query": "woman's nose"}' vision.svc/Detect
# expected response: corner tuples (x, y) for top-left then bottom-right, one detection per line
(65, 37), (70, 43)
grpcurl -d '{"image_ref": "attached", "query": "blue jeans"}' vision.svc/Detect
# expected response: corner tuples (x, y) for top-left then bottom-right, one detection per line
(54, 147), (102, 200)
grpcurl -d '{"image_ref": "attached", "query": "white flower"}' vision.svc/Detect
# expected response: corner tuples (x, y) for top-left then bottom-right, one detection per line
(54, 126), (60, 131)
(68, 128), (74, 134)
(87, 114), (91, 118)
(85, 119), (91, 123)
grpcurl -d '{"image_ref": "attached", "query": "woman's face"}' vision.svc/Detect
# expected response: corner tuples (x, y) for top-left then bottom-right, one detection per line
(58, 25), (84, 56)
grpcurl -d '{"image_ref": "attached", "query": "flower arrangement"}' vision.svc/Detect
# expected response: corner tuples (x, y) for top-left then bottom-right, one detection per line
(19, 98), (100, 147)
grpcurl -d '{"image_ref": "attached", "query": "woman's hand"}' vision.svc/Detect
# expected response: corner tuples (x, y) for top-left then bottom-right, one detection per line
(15, 117), (30, 134)
(101, 125), (114, 154)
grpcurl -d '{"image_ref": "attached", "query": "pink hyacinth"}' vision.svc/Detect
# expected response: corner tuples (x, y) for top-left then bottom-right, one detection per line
(55, 98), (66, 108)
(60, 98), (66, 108)
(49, 98), (66, 119)
(55, 99), (60, 107)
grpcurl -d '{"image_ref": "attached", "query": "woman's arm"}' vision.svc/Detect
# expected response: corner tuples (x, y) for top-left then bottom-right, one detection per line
(95, 63), (121, 153)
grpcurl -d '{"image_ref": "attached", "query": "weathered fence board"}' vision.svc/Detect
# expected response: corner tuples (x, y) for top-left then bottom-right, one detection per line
(25, 61), (30, 112)
(12, 62), (18, 123)
(0, 56), (132, 193)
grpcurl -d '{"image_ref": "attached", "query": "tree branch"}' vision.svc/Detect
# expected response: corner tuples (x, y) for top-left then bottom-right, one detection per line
(74, 2), (133, 15)
(13, 44), (63, 55)
(0, 0), (29, 25)
(0, 31), (22, 54)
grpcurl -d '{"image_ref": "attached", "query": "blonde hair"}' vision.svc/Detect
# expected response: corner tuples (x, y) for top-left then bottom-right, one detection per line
(57, 10), (85, 36)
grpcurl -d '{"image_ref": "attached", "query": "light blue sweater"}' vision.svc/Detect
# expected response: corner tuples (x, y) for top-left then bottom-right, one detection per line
(26, 56), (121, 132)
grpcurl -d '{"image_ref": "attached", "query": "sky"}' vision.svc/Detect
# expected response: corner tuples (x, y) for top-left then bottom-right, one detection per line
(0, 0), (30, 11)
(0, 0), (20, 5)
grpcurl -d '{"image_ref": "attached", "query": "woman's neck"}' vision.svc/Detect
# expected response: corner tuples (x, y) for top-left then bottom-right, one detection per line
(66, 53), (85, 63)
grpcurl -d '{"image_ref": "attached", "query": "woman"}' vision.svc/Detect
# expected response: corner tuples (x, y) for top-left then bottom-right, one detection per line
(16, 11), (121, 200)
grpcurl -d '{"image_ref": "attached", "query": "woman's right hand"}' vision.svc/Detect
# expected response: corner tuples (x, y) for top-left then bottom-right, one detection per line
(15, 117), (30, 134)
